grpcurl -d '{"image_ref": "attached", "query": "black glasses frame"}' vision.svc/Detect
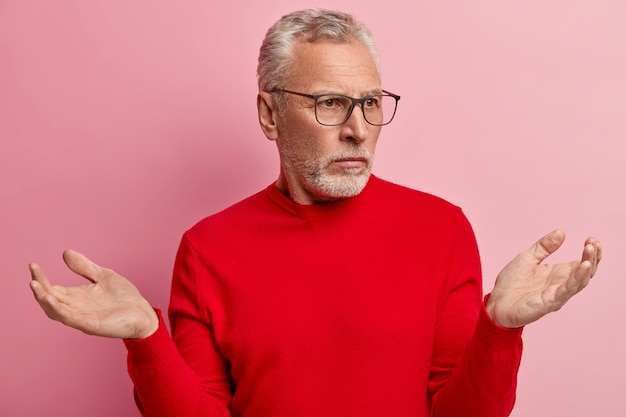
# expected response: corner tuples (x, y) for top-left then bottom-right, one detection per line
(269, 88), (401, 126)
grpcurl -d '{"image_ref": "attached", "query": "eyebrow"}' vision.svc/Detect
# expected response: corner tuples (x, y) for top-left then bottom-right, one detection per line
(311, 89), (384, 97)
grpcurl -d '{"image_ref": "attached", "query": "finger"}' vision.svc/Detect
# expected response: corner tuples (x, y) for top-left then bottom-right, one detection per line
(581, 242), (594, 264)
(29, 263), (73, 305)
(29, 262), (54, 292)
(29, 278), (47, 301)
(572, 258), (594, 291)
(29, 277), (67, 321)
(585, 237), (603, 265)
(530, 229), (566, 263)
(581, 238), (602, 277)
(62, 249), (101, 283)
(553, 259), (592, 302)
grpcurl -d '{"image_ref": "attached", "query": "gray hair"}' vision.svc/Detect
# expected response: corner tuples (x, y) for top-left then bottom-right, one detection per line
(257, 9), (379, 96)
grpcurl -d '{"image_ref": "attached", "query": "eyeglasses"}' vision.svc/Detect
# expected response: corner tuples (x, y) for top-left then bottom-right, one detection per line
(270, 89), (401, 126)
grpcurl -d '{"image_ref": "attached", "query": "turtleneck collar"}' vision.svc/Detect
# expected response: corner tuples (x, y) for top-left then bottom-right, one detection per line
(264, 175), (379, 218)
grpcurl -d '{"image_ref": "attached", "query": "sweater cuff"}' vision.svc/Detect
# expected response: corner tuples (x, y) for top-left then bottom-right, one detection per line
(476, 295), (524, 353)
(123, 309), (177, 368)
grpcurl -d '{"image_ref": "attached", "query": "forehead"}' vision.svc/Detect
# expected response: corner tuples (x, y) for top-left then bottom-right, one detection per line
(287, 38), (381, 94)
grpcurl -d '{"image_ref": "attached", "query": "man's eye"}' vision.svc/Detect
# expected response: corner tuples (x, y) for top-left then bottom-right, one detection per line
(365, 97), (380, 108)
(319, 96), (348, 109)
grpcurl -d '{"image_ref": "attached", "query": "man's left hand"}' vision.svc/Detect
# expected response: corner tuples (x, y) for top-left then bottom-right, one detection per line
(486, 229), (602, 328)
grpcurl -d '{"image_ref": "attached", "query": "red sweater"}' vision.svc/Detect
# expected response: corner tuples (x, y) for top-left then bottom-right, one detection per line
(125, 175), (523, 417)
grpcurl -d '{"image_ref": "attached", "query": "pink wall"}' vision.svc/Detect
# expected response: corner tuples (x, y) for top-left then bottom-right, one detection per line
(1, 1), (624, 416)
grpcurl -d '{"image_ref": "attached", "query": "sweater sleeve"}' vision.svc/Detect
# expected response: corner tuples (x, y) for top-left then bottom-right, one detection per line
(428, 211), (523, 417)
(123, 235), (232, 417)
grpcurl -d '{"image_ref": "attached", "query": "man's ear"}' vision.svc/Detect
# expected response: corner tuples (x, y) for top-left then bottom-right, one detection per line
(257, 92), (279, 141)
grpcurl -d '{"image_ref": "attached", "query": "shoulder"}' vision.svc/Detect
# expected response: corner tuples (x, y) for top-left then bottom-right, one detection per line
(366, 175), (464, 217)
(183, 184), (274, 241)
(365, 176), (476, 246)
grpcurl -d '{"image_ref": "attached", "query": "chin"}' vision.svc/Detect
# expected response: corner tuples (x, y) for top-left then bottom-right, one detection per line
(312, 170), (371, 199)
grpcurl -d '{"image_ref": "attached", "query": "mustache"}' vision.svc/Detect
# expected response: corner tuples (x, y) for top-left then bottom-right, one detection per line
(328, 149), (374, 161)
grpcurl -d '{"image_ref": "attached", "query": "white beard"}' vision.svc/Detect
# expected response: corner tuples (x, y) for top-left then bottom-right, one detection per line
(280, 146), (375, 200)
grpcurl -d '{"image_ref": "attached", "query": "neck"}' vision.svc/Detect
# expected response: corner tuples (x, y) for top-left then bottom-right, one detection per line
(274, 175), (344, 205)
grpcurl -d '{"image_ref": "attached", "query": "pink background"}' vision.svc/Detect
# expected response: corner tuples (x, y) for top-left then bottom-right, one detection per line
(1, 1), (624, 416)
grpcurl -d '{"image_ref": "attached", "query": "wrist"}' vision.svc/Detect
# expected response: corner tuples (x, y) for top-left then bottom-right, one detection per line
(142, 310), (160, 338)
(484, 292), (511, 328)
(131, 305), (160, 339)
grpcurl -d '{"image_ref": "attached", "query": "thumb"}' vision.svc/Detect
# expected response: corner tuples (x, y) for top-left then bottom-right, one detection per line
(530, 229), (566, 263)
(62, 249), (102, 283)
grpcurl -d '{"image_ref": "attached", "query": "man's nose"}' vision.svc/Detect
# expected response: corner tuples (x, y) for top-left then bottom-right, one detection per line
(341, 104), (369, 143)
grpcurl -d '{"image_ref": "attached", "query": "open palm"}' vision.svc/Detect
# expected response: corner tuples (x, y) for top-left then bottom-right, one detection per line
(29, 249), (159, 339)
(486, 230), (602, 329)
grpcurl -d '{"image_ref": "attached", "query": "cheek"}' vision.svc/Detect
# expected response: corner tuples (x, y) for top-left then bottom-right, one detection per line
(278, 135), (320, 163)
(277, 122), (333, 157)
(364, 127), (382, 150)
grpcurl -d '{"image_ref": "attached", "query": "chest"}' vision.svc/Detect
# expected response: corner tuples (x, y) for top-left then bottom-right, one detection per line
(199, 210), (456, 385)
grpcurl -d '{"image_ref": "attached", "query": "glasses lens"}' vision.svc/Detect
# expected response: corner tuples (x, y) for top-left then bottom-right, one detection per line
(315, 95), (352, 125)
(362, 95), (397, 126)
(315, 94), (397, 126)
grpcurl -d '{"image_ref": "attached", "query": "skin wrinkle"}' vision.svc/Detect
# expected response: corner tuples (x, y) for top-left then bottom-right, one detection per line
(279, 144), (375, 201)
(273, 38), (382, 204)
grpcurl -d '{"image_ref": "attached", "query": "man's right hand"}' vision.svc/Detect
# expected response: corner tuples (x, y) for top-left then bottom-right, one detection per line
(29, 250), (159, 339)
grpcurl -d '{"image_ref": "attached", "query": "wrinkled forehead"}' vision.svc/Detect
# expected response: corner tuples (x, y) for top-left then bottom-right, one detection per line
(286, 38), (381, 92)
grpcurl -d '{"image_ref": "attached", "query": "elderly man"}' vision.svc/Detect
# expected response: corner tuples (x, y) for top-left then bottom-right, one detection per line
(30, 9), (601, 417)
